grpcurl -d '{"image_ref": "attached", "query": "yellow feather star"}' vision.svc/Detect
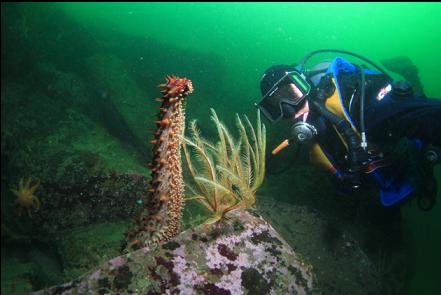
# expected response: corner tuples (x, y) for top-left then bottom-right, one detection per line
(182, 109), (266, 224)
(11, 177), (41, 217)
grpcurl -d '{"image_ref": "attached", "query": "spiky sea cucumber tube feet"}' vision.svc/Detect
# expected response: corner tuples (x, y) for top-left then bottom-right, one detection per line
(124, 75), (193, 251)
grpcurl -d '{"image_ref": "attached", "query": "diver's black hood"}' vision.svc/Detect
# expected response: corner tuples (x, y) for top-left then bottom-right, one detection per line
(260, 64), (297, 96)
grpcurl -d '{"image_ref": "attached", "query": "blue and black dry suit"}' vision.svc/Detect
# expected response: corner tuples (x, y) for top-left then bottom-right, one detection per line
(305, 57), (441, 207)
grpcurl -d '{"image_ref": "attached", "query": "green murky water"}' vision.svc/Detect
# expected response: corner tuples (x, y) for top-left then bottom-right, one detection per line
(2, 3), (440, 294)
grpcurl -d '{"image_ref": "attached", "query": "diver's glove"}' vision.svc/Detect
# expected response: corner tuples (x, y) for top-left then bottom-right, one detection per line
(346, 147), (370, 189)
(341, 170), (362, 190)
(333, 171), (362, 195)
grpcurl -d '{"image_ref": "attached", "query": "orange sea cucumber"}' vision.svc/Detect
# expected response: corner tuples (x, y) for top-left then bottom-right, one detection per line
(124, 75), (193, 251)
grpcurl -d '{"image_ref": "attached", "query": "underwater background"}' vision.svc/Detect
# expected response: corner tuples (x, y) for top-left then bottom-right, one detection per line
(1, 2), (440, 294)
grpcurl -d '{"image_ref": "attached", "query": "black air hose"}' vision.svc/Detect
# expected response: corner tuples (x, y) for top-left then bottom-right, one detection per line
(358, 65), (367, 150)
(311, 99), (363, 188)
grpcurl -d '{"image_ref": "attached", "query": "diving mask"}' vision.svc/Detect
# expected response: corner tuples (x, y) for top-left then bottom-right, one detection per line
(256, 71), (312, 123)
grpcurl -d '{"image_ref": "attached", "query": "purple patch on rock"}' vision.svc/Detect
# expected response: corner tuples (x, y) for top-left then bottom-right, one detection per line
(111, 265), (132, 290)
(89, 269), (102, 281)
(226, 263), (237, 272)
(209, 268), (223, 275)
(198, 283), (231, 295)
(109, 256), (126, 270)
(217, 243), (237, 261)
(155, 256), (179, 287)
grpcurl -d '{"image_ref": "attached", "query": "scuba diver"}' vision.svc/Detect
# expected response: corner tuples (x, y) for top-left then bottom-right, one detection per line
(256, 49), (441, 211)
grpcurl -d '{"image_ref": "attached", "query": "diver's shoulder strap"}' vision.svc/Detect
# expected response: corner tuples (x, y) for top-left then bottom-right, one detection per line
(324, 79), (346, 119)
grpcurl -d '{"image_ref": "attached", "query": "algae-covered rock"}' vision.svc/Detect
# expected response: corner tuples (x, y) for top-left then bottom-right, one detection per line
(84, 53), (152, 150)
(256, 198), (408, 295)
(1, 256), (34, 295)
(54, 221), (129, 280)
(32, 209), (317, 295)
